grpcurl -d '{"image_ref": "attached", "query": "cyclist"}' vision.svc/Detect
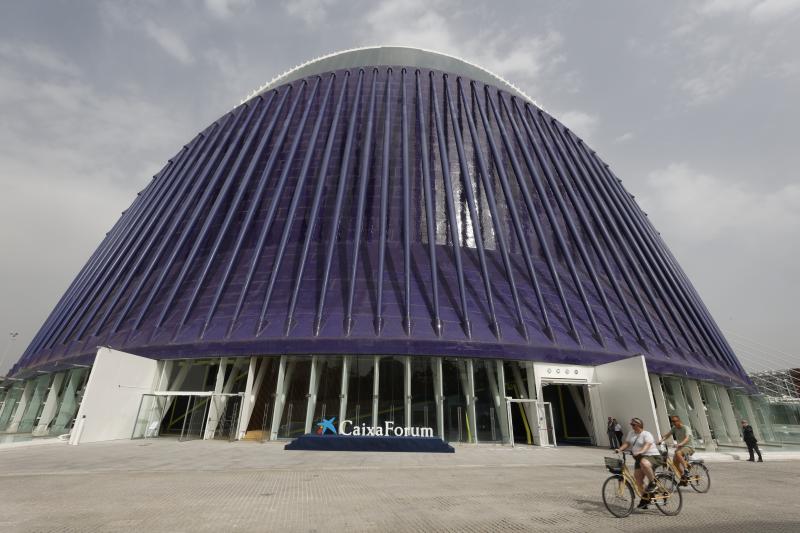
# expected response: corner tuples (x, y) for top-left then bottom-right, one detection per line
(615, 417), (664, 509)
(658, 415), (695, 485)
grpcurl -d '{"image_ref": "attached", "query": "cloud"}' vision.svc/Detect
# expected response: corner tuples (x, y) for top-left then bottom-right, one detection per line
(637, 163), (800, 244)
(284, 0), (336, 27)
(205, 0), (254, 18)
(698, 0), (800, 21)
(357, 0), (570, 98)
(677, 61), (746, 105)
(613, 132), (635, 143)
(143, 20), (194, 64)
(0, 42), (78, 76)
(0, 40), (191, 363)
(558, 110), (598, 140)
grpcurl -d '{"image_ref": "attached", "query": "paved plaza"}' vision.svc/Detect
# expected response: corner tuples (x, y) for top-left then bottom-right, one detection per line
(1, 439), (798, 532)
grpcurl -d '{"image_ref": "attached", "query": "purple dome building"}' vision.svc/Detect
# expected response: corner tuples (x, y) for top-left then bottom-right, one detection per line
(0, 47), (761, 449)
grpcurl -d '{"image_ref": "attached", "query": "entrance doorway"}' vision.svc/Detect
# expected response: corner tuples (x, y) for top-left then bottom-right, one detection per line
(131, 393), (243, 441)
(505, 398), (557, 447)
(542, 383), (594, 446)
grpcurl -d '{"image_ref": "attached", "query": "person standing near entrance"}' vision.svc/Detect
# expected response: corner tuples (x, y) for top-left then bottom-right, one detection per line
(613, 418), (623, 448)
(607, 417), (618, 448)
(741, 419), (763, 462)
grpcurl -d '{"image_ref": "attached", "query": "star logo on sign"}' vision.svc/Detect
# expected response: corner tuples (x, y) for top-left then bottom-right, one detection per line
(316, 417), (337, 435)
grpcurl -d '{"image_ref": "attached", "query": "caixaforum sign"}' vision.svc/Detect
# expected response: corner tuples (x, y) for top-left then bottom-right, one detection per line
(316, 417), (434, 437)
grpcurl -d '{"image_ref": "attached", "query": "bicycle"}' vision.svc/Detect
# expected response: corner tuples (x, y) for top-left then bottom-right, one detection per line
(657, 443), (711, 493)
(602, 450), (683, 517)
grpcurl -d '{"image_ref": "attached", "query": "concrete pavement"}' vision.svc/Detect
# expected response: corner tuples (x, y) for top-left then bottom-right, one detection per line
(0, 439), (798, 532)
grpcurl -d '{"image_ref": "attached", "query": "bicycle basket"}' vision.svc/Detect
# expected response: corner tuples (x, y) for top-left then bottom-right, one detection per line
(604, 457), (622, 473)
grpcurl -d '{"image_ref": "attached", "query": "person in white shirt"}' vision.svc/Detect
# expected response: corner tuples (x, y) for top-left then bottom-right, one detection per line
(615, 417), (664, 509)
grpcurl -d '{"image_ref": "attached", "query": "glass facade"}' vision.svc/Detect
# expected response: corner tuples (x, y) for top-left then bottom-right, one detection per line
(6, 355), (798, 452)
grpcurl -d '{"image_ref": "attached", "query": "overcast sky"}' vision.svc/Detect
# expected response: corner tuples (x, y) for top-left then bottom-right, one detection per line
(1, 0), (798, 373)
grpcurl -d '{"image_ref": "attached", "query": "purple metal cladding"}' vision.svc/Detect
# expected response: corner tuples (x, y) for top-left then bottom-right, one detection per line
(10, 66), (753, 391)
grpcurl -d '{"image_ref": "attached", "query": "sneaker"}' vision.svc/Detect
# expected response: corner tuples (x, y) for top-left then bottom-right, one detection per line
(747, 459), (754, 462)
(637, 499), (650, 509)
(758, 458), (763, 462)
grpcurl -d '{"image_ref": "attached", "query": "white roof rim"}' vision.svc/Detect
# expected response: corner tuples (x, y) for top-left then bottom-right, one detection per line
(241, 45), (541, 109)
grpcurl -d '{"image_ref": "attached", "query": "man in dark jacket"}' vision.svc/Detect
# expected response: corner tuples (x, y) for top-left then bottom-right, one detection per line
(741, 419), (763, 462)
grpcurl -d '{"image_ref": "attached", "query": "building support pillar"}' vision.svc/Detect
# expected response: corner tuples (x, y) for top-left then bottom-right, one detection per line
(203, 358), (228, 440)
(240, 357), (268, 437)
(162, 361), (193, 415)
(432, 357), (444, 439)
(685, 379), (716, 451)
(404, 356), (412, 428)
(305, 356), (323, 434)
(649, 374), (670, 433)
(237, 357), (256, 440)
(371, 356), (380, 430)
(458, 359), (477, 443)
(153, 361), (174, 392)
(6, 379), (35, 433)
(33, 372), (67, 436)
(269, 356), (287, 440)
(718, 385), (743, 445)
(0, 387), (19, 430)
(50, 369), (87, 433)
(742, 395), (764, 442)
(486, 361), (509, 443)
(338, 356), (351, 428)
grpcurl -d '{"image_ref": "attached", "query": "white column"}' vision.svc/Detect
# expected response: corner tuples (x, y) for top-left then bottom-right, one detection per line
(486, 361), (509, 443)
(685, 379), (716, 451)
(432, 357), (444, 439)
(371, 356), (380, 430)
(338, 356), (351, 426)
(237, 357), (257, 439)
(742, 395), (763, 441)
(305, 356), (322, 434)
(269, 356), (288, 440)
(404, 356), (412, 428)
(649, 374), (670, 434)
(162, 362), (192, 414)
(510, 364), (534, 445)
(153, 361), (174, 392)
(718, 385), (743, 444)
(7, 379), (34, 433)
(460, 359), (477, 443)
(33, 372), (66, 436)
(203, 358), (228, 439)
(240, 357), (269, 436)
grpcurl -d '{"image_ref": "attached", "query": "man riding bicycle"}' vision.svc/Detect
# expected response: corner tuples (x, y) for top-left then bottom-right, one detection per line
(657, 415), (695, 485)
(615, 417), (664, 509)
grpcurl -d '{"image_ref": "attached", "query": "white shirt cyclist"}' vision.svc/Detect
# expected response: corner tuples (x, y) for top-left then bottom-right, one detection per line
(625, 430), (659, 456)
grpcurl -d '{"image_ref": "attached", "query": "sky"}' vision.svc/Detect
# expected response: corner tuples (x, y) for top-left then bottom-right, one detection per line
(1, 0), (798, 373)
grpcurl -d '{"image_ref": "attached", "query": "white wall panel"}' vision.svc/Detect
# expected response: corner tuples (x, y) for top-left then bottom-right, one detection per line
(70, 347), (158, 444)
(594, 356), (659, 441)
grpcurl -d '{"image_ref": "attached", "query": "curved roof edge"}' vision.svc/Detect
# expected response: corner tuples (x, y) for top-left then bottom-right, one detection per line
(241, 45), (540, 107)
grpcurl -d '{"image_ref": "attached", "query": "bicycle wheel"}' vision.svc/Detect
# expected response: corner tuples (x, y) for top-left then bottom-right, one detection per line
(602, 475), (634, 518)
(653, 473), (682, 516)
(688, 462), (711, 493)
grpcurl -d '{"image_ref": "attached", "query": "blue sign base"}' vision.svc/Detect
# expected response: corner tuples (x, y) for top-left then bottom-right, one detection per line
(284, 434), (455, 453)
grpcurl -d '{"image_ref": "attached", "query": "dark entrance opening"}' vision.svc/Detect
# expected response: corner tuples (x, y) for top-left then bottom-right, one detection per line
(159, 395), (210, 441)
(542, 384), (592, 445)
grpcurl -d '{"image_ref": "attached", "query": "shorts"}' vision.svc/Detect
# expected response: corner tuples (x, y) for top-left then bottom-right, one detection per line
(677, 446), (695, 457)
(634, 455), (664, 470)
